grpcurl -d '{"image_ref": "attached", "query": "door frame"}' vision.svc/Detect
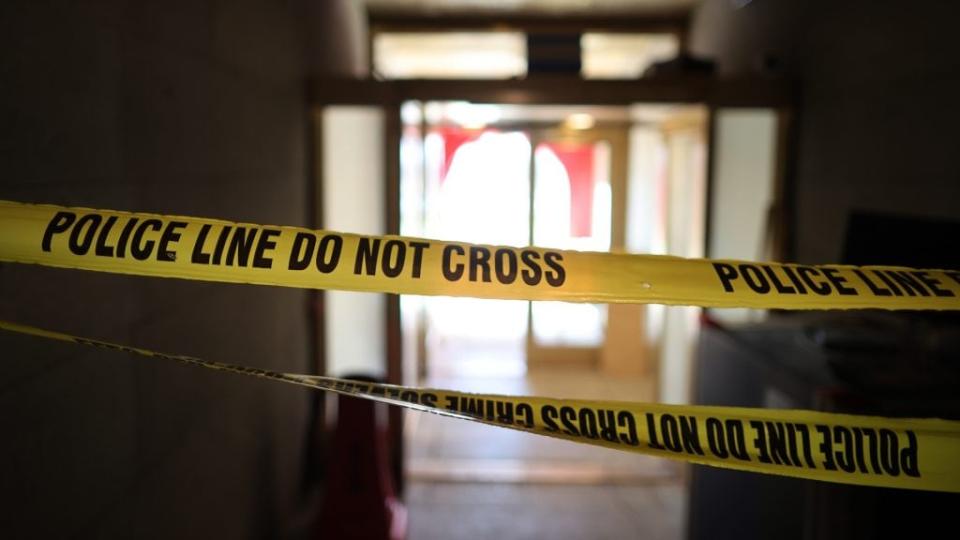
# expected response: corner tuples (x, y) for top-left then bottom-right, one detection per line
(521, 123), (630, 371)
(309, 76), (797, 493)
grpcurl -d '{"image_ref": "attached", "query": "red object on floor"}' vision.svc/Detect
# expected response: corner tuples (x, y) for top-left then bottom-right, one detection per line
(318, 390), (407, 540)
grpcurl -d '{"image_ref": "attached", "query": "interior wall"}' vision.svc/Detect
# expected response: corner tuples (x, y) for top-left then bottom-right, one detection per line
(0, 1), (364, 537)
(708, 109), (776, 324)
(689, 0), (960, 264)
(305, 0), (369, 77)
(322, 107), (387, 379)
(661, 125), (707, 404)
(623, 111), (709, 404)
(625, 124), (667, 381)
(708, 109), (776, 263)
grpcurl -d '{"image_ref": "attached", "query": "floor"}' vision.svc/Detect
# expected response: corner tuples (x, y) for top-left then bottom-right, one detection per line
(403, 356), (687, 540)
(406, 481), (685, 540)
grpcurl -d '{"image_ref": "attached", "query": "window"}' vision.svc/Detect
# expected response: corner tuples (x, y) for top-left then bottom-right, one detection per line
(581, 33), (679, 79)
(373, 32), (527, 79)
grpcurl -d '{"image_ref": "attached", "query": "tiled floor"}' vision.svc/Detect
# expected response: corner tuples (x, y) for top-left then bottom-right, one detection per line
(406, 481), (685, 540)
(404, 366), (687, 540)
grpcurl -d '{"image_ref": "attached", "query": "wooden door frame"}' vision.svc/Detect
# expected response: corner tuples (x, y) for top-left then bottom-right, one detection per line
(521, 123), (631, 371)
(308, 76), (797, 495)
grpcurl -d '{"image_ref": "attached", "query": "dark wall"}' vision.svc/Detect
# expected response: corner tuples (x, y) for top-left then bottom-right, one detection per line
(689, 0), (960, 264)
(0, 1), (363, 537)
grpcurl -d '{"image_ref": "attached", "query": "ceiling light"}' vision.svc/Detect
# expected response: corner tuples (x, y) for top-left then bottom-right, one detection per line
(446, 102), (501, 129)
(565, 113), (595, 130)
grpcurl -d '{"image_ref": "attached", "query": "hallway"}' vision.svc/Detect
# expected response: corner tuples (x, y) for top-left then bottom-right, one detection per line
(405, 367), (686, 540)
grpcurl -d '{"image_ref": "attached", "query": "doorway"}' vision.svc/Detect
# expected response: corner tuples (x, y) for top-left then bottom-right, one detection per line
(314, 93), (786, 540)
(398, 102), (706, 484)
(402, 104), (625, 383)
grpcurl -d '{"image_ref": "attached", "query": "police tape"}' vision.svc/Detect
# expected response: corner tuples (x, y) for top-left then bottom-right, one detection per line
(2, 200), (959, 310)
(2, 319), (959, 493)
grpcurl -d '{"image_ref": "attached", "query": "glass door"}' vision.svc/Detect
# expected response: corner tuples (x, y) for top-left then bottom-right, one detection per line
(397, 103), (633, 379)
(421, 127), (533, 379)
(527, 126), (627, 369)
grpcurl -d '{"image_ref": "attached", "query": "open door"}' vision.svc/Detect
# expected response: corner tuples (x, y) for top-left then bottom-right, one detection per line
(526, 125), (629, 371)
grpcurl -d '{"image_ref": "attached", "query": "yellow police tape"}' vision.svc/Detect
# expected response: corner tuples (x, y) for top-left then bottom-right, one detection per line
(1, 319), (958, 493)
(2, 200), (960, 310)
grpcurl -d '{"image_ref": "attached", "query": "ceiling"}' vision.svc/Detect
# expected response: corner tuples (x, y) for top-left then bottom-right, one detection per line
(365, 0), (701, 16)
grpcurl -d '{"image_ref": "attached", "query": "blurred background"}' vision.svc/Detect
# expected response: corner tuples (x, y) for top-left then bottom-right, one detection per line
(1, 0), (959, 538)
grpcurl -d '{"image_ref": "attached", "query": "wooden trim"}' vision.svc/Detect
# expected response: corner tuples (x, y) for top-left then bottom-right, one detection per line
(407, 457), (678, 484)
(491, 120), (631, 131)
(309, 77), (796, 108)
(308, 108), (326, 377)
(525, 129), (540, 361)
(521, 125), (629, 371)
(383, 103), (405, 495)
(609, 129), (629, 251)
(772, 107), (795, 262)
(703, 107), (717, 259)
(302, 107), (328, 489)
(527, 345), (599, 371)
(368, 10), (689, 36)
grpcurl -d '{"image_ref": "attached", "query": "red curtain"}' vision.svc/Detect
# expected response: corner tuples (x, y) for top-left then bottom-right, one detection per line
(435, 130), (597, 239)
(435, 127), (484, 184)
(543, 142), (595, 238)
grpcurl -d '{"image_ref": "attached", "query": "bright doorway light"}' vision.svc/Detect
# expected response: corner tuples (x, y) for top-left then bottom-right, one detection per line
(565, 113), (596, 130)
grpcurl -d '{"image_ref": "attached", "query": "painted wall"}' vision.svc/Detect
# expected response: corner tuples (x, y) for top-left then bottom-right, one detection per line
(0, 0), (366, 537)
(322, 107), (387, 379)
(708, 109), (777, 324)
(690, 0), (960, 264)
